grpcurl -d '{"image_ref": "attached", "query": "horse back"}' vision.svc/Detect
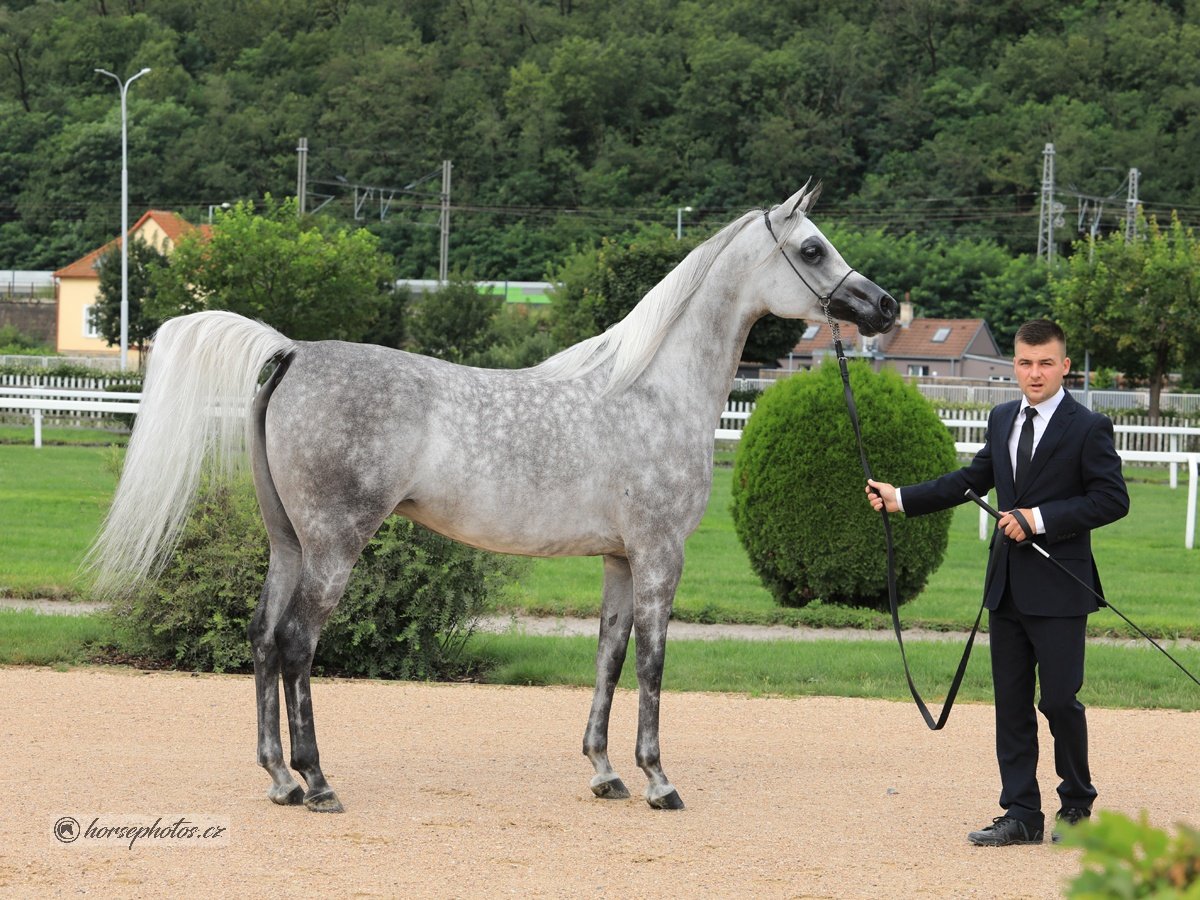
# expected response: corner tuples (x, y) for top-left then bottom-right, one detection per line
(260, 342), (713, 558)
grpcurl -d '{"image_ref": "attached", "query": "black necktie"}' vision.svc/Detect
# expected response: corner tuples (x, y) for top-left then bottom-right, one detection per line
(1016, 407), (1037, 490)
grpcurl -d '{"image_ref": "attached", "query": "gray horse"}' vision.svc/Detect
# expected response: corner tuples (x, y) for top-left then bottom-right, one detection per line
(88, 184), (897, 812)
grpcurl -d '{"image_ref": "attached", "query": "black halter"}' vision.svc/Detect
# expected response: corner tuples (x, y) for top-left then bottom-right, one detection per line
(761, 208), (856, 344)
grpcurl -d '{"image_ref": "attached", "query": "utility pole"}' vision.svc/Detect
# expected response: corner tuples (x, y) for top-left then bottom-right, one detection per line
(676, 205), (692, 240)
(1036, 143), (1063, 265)
(95, 66), (151, 372)
(439, 159), (452, 283)
(1124, 167), (1140, 242)
(296, 137), (308, 215)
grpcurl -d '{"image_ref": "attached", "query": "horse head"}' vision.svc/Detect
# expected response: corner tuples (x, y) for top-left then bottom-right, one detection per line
(760, 183), (898, 337)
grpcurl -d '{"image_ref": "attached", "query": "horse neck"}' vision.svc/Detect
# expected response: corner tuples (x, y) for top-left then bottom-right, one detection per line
(640, 252), (766, 427)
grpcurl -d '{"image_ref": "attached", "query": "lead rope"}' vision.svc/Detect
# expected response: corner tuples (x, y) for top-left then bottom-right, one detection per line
(764, 208), (981, 730)
(830, 331), (985, 731)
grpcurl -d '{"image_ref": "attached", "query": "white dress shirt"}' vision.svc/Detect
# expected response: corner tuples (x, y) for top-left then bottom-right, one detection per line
(1008, 386), (1065, 534)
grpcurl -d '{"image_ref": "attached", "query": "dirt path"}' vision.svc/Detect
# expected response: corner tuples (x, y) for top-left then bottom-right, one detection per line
(2, 666), (1196, 898)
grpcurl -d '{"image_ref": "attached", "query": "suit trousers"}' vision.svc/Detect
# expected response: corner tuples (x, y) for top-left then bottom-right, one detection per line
(988, 582), (1096, 829)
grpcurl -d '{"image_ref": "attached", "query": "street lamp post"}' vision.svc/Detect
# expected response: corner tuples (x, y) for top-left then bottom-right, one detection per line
(676, 206), (693, 240)
(95, 66), (151, 371)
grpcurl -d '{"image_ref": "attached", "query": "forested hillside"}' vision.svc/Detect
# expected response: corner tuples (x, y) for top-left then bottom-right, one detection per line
(2, 0), (1198, 282)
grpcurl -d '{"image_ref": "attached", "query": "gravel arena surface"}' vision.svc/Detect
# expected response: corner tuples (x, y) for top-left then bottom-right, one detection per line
(2, 667), (1197, 899)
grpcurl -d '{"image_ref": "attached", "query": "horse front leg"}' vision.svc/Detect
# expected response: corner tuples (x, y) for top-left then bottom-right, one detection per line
(583, 554), (635, 800)
(629, 543), (686, 810)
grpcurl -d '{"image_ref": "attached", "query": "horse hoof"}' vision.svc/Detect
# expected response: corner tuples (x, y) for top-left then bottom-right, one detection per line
(304, 789), (344, 813)
(646, 787), (685, 811)
(590, 776), (630, 800)
(268, 783), (305, 806)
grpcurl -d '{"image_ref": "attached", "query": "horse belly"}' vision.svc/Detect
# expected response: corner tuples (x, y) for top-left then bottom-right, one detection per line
(394, 490), (623, 558)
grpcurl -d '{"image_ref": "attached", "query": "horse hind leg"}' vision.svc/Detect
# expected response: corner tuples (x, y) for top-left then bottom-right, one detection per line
(583, 554), (634, 800)
(248, 541), (304, 806)
(275, 532), (386, 813)
(247, 364), (306, 806)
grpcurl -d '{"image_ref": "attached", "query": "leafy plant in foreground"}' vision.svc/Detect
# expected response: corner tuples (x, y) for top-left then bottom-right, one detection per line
(1063, 810), (1200, 899)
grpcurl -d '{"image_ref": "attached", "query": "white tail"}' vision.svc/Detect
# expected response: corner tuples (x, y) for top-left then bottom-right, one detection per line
(86, 311), (295, 596)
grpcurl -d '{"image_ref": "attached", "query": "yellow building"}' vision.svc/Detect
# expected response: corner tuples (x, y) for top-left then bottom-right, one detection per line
(54, 210), (205, 361)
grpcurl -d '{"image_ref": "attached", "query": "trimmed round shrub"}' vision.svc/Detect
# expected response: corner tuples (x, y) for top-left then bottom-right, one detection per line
(107, 476), (525, 677)
(730, 361), (958, 610)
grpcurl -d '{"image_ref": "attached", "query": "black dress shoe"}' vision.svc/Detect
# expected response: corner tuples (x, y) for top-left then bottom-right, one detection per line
(968, 815), (1044, 846)
(1051, 807), (1091, 843)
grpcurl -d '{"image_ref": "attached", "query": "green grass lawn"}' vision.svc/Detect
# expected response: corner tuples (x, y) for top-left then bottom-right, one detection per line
(0, 445), (119, 596)
(3, 607), (1194, 710)
(502, 465), (1200, 639)
(0, 609), (115, 666)
(2, 444), (1198, 640)
(467, 630), (1200, 711)
(1, 444), (1196, 709)
(0, 423), (129, 447)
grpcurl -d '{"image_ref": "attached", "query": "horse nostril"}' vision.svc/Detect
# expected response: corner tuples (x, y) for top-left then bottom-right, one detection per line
(881, 293), (898, 317)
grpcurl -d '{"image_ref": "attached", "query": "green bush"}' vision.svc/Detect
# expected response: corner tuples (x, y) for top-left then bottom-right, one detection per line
(730, 361), (958, 610)
(0, 361), (138, 379)
(317, 516), (527, 679)
(0, 324), (54, 355)
(107, 478), (269, 672)
(1064, 810), (1200, 898)
(728, 387), (763, 404)
(108, 476), (524, 677)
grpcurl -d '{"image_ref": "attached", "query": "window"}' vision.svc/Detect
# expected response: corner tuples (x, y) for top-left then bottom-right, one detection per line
(801, 324), (820, 340)
(931, 327), (951, 343)
(907, 364), (930, 377)
(82, 305), (99, 339)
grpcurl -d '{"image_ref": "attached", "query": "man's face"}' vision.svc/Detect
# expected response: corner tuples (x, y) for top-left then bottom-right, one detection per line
(1013, 339), (1070, 406)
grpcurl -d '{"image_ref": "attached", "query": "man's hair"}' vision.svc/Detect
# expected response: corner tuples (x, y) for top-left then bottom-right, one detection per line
(1014, 319), (1066, 352)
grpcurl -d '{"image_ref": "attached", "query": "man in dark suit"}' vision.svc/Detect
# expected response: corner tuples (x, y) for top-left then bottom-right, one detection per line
(866, 319), (1129, 846)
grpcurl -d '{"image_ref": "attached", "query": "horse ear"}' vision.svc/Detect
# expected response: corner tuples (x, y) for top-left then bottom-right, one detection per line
(786, 180), (822, 217)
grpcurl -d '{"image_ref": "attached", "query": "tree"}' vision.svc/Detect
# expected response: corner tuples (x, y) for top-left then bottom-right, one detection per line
(148, 196), (394, 342)
(94, 238), (168, 362)
(1053, 212), (1200, 420)
(406, 279), (499, 364)
(549, 228), (804, 362)
(5, 0), (1200, 277)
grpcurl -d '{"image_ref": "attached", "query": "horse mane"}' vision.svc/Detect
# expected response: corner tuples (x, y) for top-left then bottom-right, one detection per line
(533, 208), (763, 395)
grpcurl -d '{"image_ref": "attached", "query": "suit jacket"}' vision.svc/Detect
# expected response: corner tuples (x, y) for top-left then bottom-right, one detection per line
(902, 390), (1129, 617)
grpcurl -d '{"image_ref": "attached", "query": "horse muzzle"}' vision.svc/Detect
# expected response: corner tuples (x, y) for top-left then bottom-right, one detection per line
(827, 273), (898, 337)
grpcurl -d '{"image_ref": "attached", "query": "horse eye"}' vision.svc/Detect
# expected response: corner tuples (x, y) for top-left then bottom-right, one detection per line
(799, 238), (825, 264)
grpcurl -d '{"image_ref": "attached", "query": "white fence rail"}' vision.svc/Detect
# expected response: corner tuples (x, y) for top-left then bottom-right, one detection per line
(4, 388), (1197, 548)
(938, 410), (1200, 486)
(733, 377), (1200, 415)
(0, 387), (140, 447)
